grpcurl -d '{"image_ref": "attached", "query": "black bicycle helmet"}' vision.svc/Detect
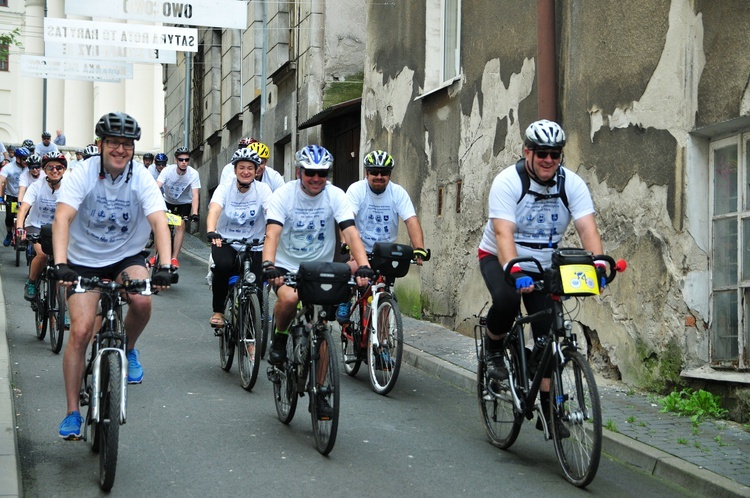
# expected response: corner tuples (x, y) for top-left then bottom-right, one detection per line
(82, 144), (99, 159)
(22, 139), (35, 149)
(26, 153), (41, 166)
(142, 152), (154, 161)
(95, 112), (141, 140)
(174, 146), (190, 157)
(363, 150), (395, 169)
(41, 131), (51, 139)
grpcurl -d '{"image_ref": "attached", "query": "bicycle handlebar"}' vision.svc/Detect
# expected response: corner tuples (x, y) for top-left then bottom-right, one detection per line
(73, 274), (159, 296)
(503, 253), (627, 288)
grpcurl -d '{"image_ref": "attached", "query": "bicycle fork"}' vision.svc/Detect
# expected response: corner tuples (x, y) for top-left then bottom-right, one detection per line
(90, 348), (128, 425)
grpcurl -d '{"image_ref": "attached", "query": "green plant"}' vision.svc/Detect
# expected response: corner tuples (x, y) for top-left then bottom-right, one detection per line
(715, 435), (727, 447)
(393, 286), (422, 319)
(677, 438), (687, 444)
(604, 419), (618, 432)
(626, 415), (636, 423)
(659, 388), (729, 421)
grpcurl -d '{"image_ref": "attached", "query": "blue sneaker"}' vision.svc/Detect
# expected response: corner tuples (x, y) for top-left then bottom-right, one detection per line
(2, 232), (11, 247)
(336, 302), (351, 324)
(127, 349), (144, 384)
(376, 349), (395, 371)
(59, 411), (84, 439)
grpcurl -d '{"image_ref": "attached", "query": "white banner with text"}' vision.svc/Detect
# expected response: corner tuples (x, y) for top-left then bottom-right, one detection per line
(21, 56), (133, 82)
(66, 0), (249, 30)
(46, 42), (177, 64)
(44, 18), (198, 52)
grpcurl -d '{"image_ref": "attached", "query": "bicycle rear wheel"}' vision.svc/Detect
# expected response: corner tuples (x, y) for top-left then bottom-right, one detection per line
(477, 340), (523, 449)
(219, 292), (235, 371)
(98, 352), (121, 492)
(550, 349), (602, 488)
(367, 296), (403, 395)
(272, 338), (297, 424)
(341, 301), (362, 376)
(237, 291), (262, 391)
(34, 275), (48, 340)
(311, 326), (340, 455)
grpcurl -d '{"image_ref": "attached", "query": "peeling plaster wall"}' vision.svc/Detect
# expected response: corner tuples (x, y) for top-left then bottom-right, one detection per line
(364, 0), (750, 384)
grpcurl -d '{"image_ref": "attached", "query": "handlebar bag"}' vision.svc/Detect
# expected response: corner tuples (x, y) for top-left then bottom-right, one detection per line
(40, 223), (54, 257)
(545, 248), (599, 296)
(370, 242), (414, 278)
(297, 261), (352, 305)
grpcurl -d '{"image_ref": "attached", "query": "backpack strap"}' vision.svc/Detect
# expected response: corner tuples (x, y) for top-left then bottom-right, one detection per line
(515, 158), (569, 212)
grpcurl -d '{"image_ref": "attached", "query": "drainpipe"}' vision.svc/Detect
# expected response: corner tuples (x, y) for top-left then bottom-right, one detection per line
(537, 0), (557, 121)
(260, 1), (267, 141)
(42, 0), (48, 132)
(184, 52), (192, 148)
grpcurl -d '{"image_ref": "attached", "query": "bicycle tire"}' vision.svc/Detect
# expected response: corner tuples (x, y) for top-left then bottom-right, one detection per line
(98, 352), (121, 492)
(219, 292), (236, 371)
(477, 339), (523, 449)
(273, 338), (297, 424)
(48, 281), (61, 353)
(550, 349), (602, 488)
(237, 291), (262, 391)
(50, 285), (67, 354)
(261, 284), (274, 359)
(311, 326), (340, 455)
(341, 301), (362, 376)
(34, 274), (48, 340)
(367, 296), (403, 395)
(14, 240), (21, 267)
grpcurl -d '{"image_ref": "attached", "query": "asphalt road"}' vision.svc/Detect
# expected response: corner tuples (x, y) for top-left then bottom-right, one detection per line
(3, 248), (692, 497)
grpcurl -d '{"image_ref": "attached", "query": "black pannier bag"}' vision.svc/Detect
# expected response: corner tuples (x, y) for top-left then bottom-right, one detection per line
(370, 242), (414, 279)
(40, 223), (54, 257)
(296, 261), (352, 305)
(543, 248), (599, 296)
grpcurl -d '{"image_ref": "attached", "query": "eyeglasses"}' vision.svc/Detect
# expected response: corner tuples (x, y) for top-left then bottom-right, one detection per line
(367, 169), (391, 177)
(302, 169), (329, 178)
(45, 165), (65, 172)
(176, 157), (190, 162)
(104, 139), (135, 151)
(534, 150), (562, 160)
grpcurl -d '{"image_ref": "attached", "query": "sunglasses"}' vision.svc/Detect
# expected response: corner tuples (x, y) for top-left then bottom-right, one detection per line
(155, 162), (167, 167)
(176, 157), (190, 162)
(302, 169), (329, 178)
(29, 165), (42, 170)
(367, 169), (391, 177)
(45, 165), (65, 171)
(534, 150), (562, 160)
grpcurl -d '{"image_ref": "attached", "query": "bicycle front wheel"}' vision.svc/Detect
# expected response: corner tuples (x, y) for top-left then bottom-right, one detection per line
(272, 338), (298, 424)
(477, 342), (523, 449)
(219, 293), (235, 371)
(261, 284), (274, 359)
(34, 275), (48, 340)
(237, 291), (262, 391)
(367, 296), (403, 395)
(550, 349), (602, 488)
(311, 326), (340, 455)
(50, 283), (66, 353)
(341, 302), (362, 376)
(99, 352), (121, 492)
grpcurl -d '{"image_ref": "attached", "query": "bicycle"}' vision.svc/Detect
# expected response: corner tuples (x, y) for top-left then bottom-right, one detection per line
(74, 273), (168, 492)
(145, 211), (184, 275)
(474, 249), (626, 488)
(340, 243), (430, 395)
(215, 238), (263, 391)
(27, 231), (68, 353)
(266, 261), (354, 455)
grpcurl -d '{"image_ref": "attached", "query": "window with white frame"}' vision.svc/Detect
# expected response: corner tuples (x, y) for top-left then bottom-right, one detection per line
(423, 0), (461, 95)
(710, 133), (750, 368)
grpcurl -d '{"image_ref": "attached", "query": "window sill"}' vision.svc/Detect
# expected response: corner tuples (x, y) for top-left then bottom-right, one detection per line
(414, 74), (463, 102)
(681, 365), (750, 384)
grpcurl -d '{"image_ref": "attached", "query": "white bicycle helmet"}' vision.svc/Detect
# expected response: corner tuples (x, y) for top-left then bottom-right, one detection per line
(295, 145), (333, 170)
(524, 119), (566, 149)
(231, 148), (261, 166)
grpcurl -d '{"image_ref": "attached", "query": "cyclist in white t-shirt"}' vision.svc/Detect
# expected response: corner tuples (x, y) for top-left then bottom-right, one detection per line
(156, 146), (201, 268)
(0, 146), (30, 247)
(53, 112), (175, 440)
(18, 153), (45, 202)
(206, 148), (272, 328)
(16, 152), (67, 302)
(148, 153), (168, 181)
(262, 145), (372, 418)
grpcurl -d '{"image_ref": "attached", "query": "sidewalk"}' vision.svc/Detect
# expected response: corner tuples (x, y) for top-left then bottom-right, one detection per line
(2, 234), (749, 496)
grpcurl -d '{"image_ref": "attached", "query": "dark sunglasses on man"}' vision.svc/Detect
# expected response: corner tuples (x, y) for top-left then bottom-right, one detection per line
(534, 149), (562, 160)
(367, 169), (391, 177)
(302, 168), (329, 178)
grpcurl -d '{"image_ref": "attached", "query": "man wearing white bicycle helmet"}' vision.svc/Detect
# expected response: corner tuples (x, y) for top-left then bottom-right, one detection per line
(262, 145), (372, 418)
(478, 119), (604, 435)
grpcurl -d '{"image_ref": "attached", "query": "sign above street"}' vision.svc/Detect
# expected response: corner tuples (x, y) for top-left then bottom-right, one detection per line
(20, 55), (133, 82)
(66, 0), (249, 30)
(44, 18), (198, 52)
(45, 42), (177, 64)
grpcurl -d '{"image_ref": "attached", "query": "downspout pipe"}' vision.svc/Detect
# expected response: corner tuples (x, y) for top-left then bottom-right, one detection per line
(184, 52), (192, 148)
(537, 0), (557, 121)
(260, 1), (267, 141)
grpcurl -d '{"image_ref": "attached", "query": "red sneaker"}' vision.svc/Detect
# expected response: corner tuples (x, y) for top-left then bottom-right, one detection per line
(148, 256), (156, 267)
(171, 258), (180, 269)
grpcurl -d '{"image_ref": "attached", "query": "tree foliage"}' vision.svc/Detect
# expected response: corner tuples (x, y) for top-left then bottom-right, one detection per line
(0, 28), (22, 58)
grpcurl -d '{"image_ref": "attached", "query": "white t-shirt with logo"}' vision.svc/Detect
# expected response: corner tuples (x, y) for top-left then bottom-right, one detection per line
(346, 180), (416, 253)
(57, 157), (167, 266)
(265, 180), (354, 272)
(220, 162), (285, 192)
(0, 159), (25, 197)
(210, 179), (272, 245)
(19, 169), (44, 189)
(479, 164), (595, 269)
(22, 177), (61, 229)
(157, 164), (201, 205)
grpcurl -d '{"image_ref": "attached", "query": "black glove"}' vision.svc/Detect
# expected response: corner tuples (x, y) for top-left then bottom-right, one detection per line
(206, 231), (221, 243)
(413, 247), (430, 261)
(54, 263), (79, 284)
(151, 266), (174, 287)
(354, 265), (374, 280)
(340, 242), (350, 255)
(189, 214), (199, 224)
(262, 265), (283, 282)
